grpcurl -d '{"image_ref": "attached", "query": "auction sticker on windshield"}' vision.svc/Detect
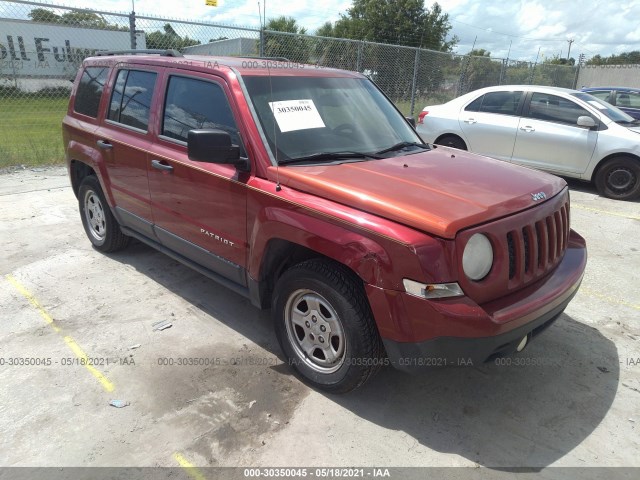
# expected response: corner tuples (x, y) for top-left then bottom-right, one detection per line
(587, 100), (608, 110)
(269, 99), (325, 132)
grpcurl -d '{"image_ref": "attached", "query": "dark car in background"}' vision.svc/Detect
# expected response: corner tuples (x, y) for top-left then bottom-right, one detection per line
(581, 87), (640, 119)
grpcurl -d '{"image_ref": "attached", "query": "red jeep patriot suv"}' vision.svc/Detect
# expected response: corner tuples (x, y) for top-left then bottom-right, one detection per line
(63, 50), (587, 393)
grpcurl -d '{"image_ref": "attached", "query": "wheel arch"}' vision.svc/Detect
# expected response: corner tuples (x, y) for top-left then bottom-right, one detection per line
(248, 211), (399, 309)
(590, 152), (640, 182)
(251, 239), (337, 309)
(69, 160), (97, 198)
(434, 133), (467, 149)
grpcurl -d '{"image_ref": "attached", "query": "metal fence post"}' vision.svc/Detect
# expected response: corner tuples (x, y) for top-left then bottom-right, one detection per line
(527, 62), (534, 84)
(573, 56), (582, 89)
(458, 55), (470, 96)
(356, 41), (363, 72)
(129, 10), (136, 49)
(409, 48), (419, 117)
(498, 58), (506, 85)
(259, 28), (264, 57)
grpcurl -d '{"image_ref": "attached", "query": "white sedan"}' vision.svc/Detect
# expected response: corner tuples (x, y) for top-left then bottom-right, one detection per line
(416, 85), (640, 200)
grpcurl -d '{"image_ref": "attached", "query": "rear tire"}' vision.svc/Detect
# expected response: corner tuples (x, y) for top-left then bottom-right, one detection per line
(78, 176), (130, 252)
(436, 135), (467, 150)
(594, 156), (640, 201)
(272, 259), (384, 393)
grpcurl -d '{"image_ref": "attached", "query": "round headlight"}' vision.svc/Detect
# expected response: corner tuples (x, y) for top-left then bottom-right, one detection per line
(462, 233), (493, 281)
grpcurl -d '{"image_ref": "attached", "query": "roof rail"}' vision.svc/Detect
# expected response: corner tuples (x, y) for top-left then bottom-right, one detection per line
(242, 56), (291, 62)
(96, 49), (183, 57)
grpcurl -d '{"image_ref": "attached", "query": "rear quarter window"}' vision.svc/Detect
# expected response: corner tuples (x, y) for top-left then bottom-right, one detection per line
(74, 67), (109, 118)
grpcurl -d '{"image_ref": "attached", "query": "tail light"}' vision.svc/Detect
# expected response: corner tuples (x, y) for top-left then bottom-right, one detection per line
(418, 111), (428, 124)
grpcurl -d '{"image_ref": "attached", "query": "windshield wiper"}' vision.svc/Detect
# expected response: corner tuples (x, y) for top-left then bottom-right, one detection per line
(375, 141), (430, 155)
(278, 151), (382, 166)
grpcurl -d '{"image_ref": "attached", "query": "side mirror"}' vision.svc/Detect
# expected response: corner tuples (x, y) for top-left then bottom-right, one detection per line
(187, 129), (248, 170)
(406, 116), (416, 128)
(577, 116), (596, 129)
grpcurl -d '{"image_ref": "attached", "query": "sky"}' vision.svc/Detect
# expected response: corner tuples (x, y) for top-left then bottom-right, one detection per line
(6, 0), (640, 62)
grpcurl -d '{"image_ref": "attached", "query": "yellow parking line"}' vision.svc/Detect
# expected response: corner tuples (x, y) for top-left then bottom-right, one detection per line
(580, 286), (640, 311)
(63, 336), (115, 392)
(572, 204), (640, 221)
(5, 274), (115, 393)
(173, 452), (207, 480)
(5, 274), (61, 332)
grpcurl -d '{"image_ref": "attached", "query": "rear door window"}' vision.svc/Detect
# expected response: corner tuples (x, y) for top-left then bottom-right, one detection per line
(107, 69), (157, 131)
(464, 91), (522, 116)
(74, 67), (109, 118)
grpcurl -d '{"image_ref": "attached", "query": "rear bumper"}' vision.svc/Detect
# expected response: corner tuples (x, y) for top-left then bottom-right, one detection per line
(368, 230), (586, 372)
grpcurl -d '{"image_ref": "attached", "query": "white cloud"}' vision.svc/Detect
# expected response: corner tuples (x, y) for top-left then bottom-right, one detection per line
(443, 0), (640, 61)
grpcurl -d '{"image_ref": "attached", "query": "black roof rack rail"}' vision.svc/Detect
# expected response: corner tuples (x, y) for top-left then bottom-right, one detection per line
(242, 56), (291, 62)
(96, 49), (183, 57)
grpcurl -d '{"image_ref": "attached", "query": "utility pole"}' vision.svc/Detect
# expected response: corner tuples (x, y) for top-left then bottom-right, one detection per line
(566, 39), (574, 61)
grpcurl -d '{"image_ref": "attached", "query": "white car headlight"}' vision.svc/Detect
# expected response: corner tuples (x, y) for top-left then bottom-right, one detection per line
(462, 233), (493, 281)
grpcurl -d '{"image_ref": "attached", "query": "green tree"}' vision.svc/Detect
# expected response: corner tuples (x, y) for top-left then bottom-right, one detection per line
(312, 21), (360, 69)
(457, 49), (501, 93)
(332, 0), (457, 50)
(265, 16), (307, 35)
(28, 8), (126, 31)
(262, 16), (310, 62)
(543, 54), (575, 66)
(315, 22), (334, 38)
(312, 2), (457, 102)
(145, 24), (201, 50)
(28, 8), (61, 23)
(586, 51), (640, 65)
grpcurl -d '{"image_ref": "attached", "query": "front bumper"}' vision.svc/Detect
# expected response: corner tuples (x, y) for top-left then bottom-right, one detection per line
(366, 230), (587, 372)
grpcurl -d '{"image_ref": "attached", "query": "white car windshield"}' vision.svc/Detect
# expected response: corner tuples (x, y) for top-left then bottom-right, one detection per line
(242, 75), (424, 164)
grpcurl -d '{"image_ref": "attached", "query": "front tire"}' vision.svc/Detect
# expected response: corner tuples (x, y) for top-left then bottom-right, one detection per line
(272, 259), (384, 393)
(78, 176), (130, 252)
(594, 156), (640, 200)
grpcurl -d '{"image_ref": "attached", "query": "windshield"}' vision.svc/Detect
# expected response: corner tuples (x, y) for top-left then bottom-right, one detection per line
(242, 75), (423, 163)
(571, 92), (637, 124)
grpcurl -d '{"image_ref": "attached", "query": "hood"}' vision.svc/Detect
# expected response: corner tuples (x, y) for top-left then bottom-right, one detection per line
(268, 147), (566, 239)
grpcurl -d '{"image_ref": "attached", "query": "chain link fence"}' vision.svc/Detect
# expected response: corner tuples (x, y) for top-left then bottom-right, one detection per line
(0, 0), (579, 167)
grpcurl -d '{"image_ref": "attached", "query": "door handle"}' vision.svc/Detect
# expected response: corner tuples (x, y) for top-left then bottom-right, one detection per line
(151, 159), (174, 172)
(96, 140), (112, 150)
(520, 126), (535, 132)
(464, 118), (477, 124)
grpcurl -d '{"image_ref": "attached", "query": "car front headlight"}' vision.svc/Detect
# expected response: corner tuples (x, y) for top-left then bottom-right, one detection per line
(462, 233), (493, 281)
